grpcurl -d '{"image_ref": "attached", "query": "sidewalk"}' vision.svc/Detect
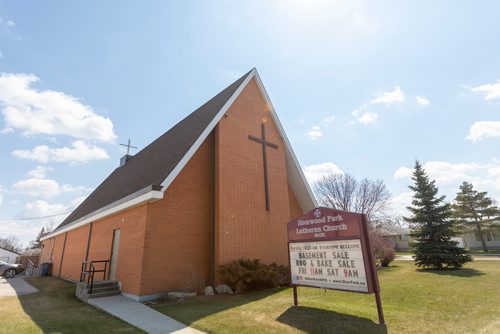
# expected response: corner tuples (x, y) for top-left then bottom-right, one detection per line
(0, 277), (38, 297)
(89, 295), (204, 334)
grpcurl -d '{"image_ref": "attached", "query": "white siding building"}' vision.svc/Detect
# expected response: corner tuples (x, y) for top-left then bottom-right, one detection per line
(0, 246), (20, 264)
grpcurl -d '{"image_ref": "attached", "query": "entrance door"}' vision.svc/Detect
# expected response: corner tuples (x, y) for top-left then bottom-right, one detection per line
(109, 229), (121, 280)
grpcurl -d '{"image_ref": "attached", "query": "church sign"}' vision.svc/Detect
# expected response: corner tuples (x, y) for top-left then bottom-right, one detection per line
(287, 207), (385, 324)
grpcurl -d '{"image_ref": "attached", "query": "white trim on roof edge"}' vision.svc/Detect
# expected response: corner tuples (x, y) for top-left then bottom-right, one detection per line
(41, 190), (163, 241)
(42, 68), (317, 240)
(252, 71), (318, 211)
(160, 68), (317, 212)
(159, 69), (256, 190)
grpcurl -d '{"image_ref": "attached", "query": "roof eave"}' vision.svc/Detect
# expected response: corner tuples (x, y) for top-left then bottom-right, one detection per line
(41, 187), (163, 241)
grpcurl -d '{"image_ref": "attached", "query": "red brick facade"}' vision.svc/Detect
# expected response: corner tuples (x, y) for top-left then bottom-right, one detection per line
(40, 77), (307, 298)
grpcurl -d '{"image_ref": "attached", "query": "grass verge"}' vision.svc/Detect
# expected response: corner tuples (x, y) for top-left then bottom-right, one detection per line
(152, 260), (500, 334)
(0, 277), (144, 334)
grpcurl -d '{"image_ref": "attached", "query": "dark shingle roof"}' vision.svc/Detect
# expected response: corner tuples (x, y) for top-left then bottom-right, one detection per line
(56, 70), (253, 231)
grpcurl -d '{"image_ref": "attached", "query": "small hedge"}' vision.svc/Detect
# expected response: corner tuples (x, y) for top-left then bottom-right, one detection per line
(370, 229), (396, 267)
(218, 258), (289, 293)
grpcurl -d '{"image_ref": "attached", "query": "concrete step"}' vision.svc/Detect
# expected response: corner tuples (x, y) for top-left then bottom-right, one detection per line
(84, 280), (119, 289)
(88, 290), (121, 299)
(87, 285), (120, 294)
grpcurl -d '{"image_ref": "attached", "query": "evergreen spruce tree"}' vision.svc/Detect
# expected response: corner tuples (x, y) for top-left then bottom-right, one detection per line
(452, 182), (500, 252)
(404, 161), (472, 269)
(31, 227), (46, 249)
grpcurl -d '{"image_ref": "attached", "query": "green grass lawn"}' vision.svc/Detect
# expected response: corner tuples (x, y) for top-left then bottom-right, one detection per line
(152, 261), (500, 334)
(0, 277), (144, 334)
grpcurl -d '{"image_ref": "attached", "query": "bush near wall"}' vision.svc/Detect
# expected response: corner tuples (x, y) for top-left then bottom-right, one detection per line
(369, 230), (396, 267)
(218, 259), (289, 293)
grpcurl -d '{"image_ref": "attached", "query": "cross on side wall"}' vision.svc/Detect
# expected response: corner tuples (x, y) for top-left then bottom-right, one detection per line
(248, 123), (278, 211)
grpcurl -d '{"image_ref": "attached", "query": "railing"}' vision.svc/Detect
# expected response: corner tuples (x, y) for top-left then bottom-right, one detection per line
(26, 259), (35, 276)
(80, 260), (110, 294)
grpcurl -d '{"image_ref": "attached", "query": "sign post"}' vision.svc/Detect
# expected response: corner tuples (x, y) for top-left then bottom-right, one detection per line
(287, 207), (385, 325)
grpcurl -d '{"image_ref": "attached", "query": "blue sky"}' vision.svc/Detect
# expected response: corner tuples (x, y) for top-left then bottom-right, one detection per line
(1, 1), (500, 246)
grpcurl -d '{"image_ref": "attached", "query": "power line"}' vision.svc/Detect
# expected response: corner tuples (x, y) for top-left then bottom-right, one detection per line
(0, 211), (72, 221)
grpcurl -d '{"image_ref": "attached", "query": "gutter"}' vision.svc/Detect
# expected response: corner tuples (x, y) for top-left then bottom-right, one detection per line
(41, 186), (164, 241)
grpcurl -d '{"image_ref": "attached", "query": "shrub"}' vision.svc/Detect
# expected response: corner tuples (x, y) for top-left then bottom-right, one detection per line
(378, 246), (396, 267)
(370, 229), (396, 267)
(218, 258), (289, 293)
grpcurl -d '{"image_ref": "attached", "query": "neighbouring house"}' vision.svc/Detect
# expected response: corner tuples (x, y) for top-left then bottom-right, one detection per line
(461, 230), (500, 250)
(40, 68), (317, 301)
(377, 226), (412, 252)
(0, 246), (21, 264)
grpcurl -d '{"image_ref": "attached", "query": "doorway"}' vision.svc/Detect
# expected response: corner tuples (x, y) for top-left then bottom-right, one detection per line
(109, 229), (121, 280)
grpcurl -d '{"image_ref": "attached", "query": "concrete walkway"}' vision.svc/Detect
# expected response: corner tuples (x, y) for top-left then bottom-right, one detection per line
(89, 295), (204, 334)
(0, 276), (38, 297)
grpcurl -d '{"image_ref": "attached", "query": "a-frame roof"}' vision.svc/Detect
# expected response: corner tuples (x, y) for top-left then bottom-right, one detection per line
(50, 68), (317, 236)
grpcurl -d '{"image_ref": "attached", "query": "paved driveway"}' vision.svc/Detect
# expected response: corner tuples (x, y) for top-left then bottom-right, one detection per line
(0, 276), (38, 297)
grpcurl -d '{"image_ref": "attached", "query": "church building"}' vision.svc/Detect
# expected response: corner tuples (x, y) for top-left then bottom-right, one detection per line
(40, 68), (317, 301)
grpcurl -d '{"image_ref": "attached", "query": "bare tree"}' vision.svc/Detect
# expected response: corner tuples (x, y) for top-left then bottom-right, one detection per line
(314, 173), (392, 222)
(0, 236), (23, 253)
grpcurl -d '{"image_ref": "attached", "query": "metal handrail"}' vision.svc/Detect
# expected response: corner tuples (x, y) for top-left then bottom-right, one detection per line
(80, 260), (110, 294)
(26, 259), (35, 276)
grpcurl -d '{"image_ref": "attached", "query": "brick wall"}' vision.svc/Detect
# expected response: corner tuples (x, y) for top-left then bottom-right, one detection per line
(38, 76), (308, 298)
(86, 204), (149, 295)
(140, 133), (213, 295)
(58, 225), (88, 281)
(40, 204), (149, 295)
(215, 78), (293, 268)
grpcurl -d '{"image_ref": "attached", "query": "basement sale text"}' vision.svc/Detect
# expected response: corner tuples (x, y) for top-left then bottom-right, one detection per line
(289, 239), (368, 292)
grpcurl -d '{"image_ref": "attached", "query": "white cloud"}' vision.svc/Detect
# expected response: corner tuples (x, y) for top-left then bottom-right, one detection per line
(71, 195), (87, 209)
(466, 121), (500, 142)
(12, 178), (62, 198)
(322, 116), (335, 127)
(394, 167), (413, 179)
(0, 51), (3, 59)
(391, 192), (413, 217)
(393, 160), (500, 205)
(395, 161), (481, 185)
(26, 166), (54, 179)
(12, 140), (110, 163)
(416, 96), (430, 106)
(303, 162), (343, 184)
(471, 80), (500, 101)
(305, 125), (323, 140)
(369, 86), (405, 105)
(0, 199), (70, 247)
(0, 17), (15, 30)
(352, 110), (378, 125)
(11, 176), (91, 198)
(0, 73), (116, 142)
(424, 161), (481, 184)
(359, 112), (378, 125)
(24, 200), (67, 217)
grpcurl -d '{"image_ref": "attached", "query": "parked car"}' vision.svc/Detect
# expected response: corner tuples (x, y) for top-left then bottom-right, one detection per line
(0, 261), (24, 278)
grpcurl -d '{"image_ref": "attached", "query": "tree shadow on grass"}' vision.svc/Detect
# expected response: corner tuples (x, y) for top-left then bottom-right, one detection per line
(152, 287), (285, 323)
(277, 306), (387, 334)
(17, 277), (144, 333)
(416, 268), (485, 277)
